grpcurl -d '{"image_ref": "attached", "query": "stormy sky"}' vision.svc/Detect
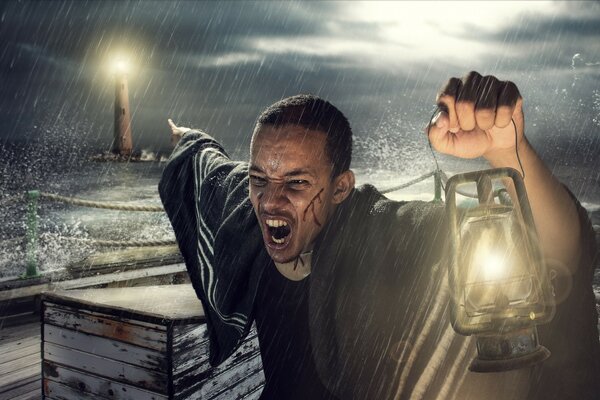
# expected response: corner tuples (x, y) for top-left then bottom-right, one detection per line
(1, 1), (599, 167)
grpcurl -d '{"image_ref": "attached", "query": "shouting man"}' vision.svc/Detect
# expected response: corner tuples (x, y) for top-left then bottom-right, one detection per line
(159, 71), (600, 399)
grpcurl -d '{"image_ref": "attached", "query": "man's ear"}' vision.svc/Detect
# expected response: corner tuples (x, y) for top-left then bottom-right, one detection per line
(332, 170), (355, 204)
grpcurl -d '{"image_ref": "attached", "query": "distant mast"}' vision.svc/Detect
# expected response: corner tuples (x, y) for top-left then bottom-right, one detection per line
(112, 60), (133, 156)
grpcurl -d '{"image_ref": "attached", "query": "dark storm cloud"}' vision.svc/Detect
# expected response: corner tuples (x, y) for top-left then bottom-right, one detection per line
(0, 0), (398, 84)
(0, 0), (405, 154)
(0, 2), (334, 146)
(468, 3), (600, 42)
(1, 0), (599, 167)
(453, 2), (600, 73)
(0, 1), (335, 68)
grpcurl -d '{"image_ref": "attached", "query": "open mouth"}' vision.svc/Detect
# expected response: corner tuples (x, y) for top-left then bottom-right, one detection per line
(265, 219), (292, 245)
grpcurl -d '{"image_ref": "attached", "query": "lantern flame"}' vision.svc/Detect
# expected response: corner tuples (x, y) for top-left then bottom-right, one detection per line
(481, 252), (506, 281)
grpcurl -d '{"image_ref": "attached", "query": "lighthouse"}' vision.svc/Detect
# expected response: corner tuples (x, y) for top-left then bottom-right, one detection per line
(112, 60), (133, 156)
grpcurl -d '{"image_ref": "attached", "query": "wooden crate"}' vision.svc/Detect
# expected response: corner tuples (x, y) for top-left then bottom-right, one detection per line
(41, 285), (264, 399)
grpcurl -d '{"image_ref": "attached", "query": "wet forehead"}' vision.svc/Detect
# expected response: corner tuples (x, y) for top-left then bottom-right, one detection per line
(250, 125), (330, 175)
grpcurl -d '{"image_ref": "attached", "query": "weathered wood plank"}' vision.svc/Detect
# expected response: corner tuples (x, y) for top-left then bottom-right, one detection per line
(172, 332), (259, 385)
(0, 363), (40, 390)
(43, 362), (168, 400)
(0, 322), (40, 344)
(0, 337), (40, 364)
(0, 374), (38, 397)
(44, 342), (168, 393)
(0, 311), (38, 329)
(44, 324), (166, 371)
(45, 301), (164, 330)
(171, 324), (210, 376)
(68, 245), (183, 274)
(173, 333), (262, 398)
(0, 264), (187, 302)
(0, 340), (39, 362)
(172, 322), (208, 348)
(0, 296), (41, 329)
(0, 352), (39, 376)
(43, 285), (204, 323)
(176, 351), (263, 400)
(105, 273), (188, 289)
(44, 303), (166, 352)
(213, 368), (265, 400)
(239, 382), (264, 400)
(171, 328), (259, 378)
(10, 387), (41, 400)
(44, 379), (105, 400)
(0, 331), (40, 349)
(0, 379), (40, 400)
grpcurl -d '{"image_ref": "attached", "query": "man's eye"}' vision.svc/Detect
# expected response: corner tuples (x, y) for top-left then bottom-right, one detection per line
(250, 176), (267, 186)
(287, 180), (309, 189)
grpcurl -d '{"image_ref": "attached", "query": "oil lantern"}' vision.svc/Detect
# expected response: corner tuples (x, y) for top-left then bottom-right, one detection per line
(445, 168), (555, 372)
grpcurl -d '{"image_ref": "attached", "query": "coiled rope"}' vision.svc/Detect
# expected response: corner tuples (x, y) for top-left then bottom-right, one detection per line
(35, 193), (172, 247)
(0, 192), (171, 249)
(9, 171), (507, 251)
(39, 192), (165, 212)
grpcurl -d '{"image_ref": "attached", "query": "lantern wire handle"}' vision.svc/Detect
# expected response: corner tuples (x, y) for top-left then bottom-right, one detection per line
(426, 108), (526, 189)
(426, 106), (445, 190)
(512, 118), (526, 179)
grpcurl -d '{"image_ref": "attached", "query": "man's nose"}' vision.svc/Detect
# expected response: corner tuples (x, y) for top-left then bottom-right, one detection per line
(260, 184), (289, 214)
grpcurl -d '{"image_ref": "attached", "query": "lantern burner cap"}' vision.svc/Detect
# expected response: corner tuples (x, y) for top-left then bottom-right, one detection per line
(469, 327), (550, 373)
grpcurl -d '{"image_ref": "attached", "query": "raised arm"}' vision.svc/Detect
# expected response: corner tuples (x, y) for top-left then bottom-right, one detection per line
(427, 71), (581, 273)
(159, 120), (263, 366)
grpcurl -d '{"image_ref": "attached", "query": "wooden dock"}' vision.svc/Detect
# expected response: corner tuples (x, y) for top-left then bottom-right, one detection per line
(0, 318), (41, 400)
(0, 286), (267, 399)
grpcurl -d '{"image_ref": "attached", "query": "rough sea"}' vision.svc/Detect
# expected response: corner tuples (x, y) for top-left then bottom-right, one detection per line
(0, 119), (598, 333)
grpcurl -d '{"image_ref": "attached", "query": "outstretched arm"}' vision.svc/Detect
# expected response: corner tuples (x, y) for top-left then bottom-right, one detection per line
(159, 119), (263, 365)
(427, 71), (581, 273)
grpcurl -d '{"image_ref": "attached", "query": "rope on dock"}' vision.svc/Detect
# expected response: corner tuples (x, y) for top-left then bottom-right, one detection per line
(90, 238), (177, 247)
(379, 170), (437, 194)
(64, 237), (177, 247)
(39, 192), (165, 212)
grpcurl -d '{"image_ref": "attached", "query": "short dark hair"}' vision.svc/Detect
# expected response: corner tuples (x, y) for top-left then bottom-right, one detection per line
(254, 94), (353, 177)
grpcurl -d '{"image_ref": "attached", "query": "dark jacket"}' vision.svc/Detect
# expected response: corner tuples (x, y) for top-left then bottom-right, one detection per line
(159, 130), (600, 399)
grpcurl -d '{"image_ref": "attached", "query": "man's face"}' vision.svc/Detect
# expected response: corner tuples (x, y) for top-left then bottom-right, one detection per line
(249, 124), (348, 264)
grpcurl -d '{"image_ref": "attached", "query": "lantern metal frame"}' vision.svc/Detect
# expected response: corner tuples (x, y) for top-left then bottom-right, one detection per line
(445, 167), (555, 372)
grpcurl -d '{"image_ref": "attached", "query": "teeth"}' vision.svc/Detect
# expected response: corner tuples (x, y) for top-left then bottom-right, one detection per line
(272, 236), (285, 244)
(266, 219), (288, 227)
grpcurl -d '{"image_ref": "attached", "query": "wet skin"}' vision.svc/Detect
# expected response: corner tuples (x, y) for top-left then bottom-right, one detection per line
(249, 125), (354, 264)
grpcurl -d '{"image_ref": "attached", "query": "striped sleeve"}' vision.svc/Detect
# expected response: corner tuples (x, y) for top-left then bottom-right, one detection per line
(158, 130), (255, 364)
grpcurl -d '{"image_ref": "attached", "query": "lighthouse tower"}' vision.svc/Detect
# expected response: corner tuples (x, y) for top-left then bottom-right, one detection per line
(112, 60), (133, 156)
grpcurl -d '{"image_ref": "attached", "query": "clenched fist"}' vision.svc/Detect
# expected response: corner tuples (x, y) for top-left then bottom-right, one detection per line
(428, 71), (524, 160)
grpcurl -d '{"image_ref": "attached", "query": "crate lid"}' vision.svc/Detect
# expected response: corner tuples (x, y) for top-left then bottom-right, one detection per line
(42, 284), (205, 324)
